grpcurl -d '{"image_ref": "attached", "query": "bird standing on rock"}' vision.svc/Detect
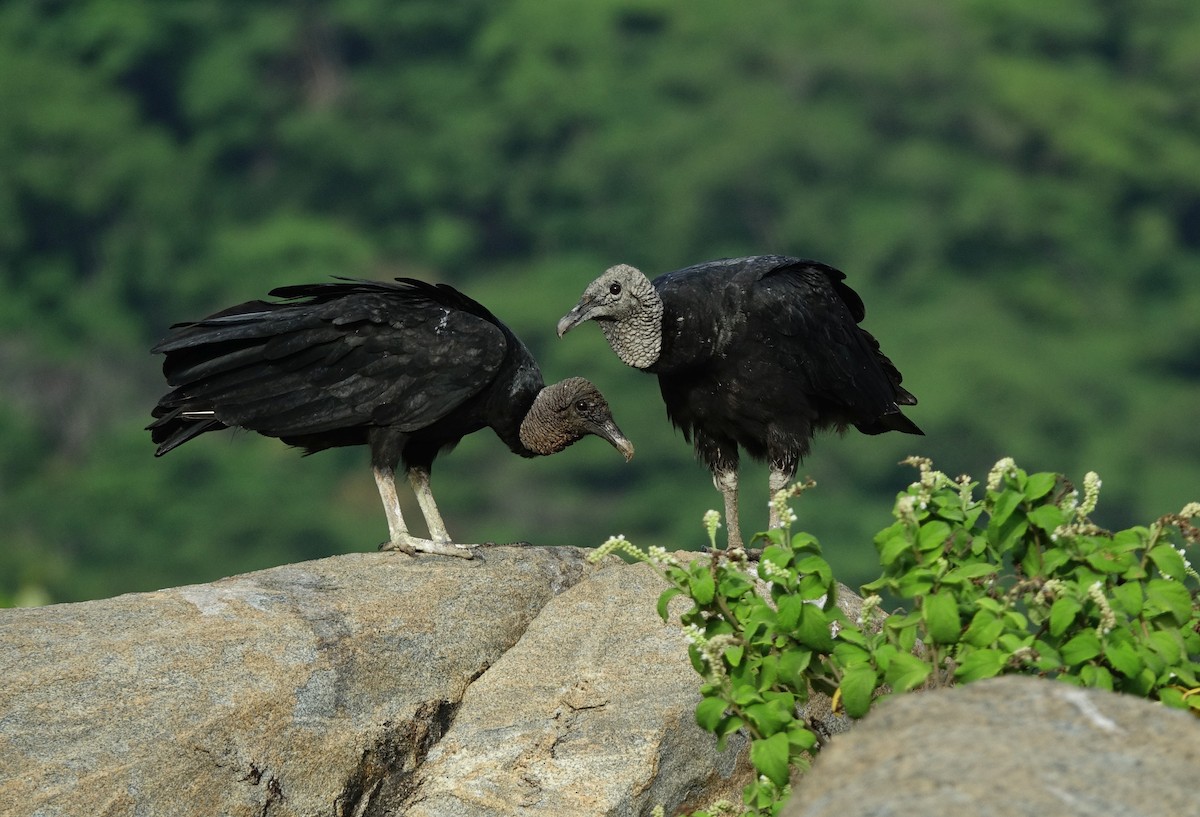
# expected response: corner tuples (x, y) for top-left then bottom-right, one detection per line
(150, 277), (634, 559)
(557, 255), (921, 549)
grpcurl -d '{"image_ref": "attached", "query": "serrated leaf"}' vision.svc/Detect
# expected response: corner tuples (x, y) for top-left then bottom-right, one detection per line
(1061, 631), (1103, 666)
(797, 602), (836, 652)
(745, 701), (792, 735)
(918, 520), (952, 552)
(943, 562), (999, 584)
(1103, 639), (1143, 678)
(1145, 578), (1193, 624)
(989, 489), (1023, 530)
(1027, 504), (1065, 533)
(1147, 629), (1183, 666)
(879, 533), (912, 566)
(1024, 472), (1058, 501)
(778, 646), (814, 680)
(922, 591), (962, 645)
(657, 587), (684, 622)
(695, 696), (728, 732)
(839, 663), (878, 718)
(750, 733), (791, 788)
(883, 652), (932, 692)
(962, 609), (1004, 648)
(955, 649), (1006, 682)
(1148, 544), (1189, 581)
(1049, 597), (1083, 637)
(1111, 582), (1143, 616)
(688, 570), (715, 606)
(776, 594), (805, 631)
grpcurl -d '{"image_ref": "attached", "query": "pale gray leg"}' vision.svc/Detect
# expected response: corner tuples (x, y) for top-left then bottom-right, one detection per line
(713, 468), (743, 550)
(373, 465), (474, 559)
(408, 466), (470, 551)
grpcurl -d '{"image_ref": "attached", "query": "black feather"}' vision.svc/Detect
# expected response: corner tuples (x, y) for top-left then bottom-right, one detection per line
(561, 255), (921, 543)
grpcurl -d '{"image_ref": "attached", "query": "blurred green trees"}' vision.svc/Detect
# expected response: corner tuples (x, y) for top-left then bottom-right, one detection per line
(2, 0), (1198, 604)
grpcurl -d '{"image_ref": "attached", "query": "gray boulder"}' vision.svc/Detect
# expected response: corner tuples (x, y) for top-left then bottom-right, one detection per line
(784, 674), (1200, 817)
(0, 548), (748, 817)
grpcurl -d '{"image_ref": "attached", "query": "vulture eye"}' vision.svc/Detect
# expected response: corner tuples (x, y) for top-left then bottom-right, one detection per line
(609, 282), (622, 296)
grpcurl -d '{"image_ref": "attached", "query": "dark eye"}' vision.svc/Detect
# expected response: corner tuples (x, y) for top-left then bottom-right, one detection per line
(609, 282), (622, 296)
(575, 399), (592, 412)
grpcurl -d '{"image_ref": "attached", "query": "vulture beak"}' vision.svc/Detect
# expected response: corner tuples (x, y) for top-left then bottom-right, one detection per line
(597, 420), (635, 462)
(556, 297), (599, 338)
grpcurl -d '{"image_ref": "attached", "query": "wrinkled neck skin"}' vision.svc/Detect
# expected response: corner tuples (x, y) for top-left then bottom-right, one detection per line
(599, 279), (663, 370)
(518, 388), (577, 456)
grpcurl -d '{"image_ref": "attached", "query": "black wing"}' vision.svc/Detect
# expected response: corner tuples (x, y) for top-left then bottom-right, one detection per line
(152, 279), (508, 441)
(746, 259), (915, 422)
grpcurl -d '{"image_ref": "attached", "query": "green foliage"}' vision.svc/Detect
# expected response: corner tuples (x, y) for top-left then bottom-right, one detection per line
(604, 459), (1199, 816)
(3, 1), (1200, 603)
(862, 457), (1200, 705)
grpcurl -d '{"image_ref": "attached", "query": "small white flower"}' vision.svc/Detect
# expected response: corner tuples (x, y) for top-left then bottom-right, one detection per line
(987, 457), (1017, 492)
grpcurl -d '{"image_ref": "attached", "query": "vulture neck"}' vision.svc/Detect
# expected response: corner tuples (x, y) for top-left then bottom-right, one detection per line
(599, 286), (663, 370)
(516, 387), (575, 457)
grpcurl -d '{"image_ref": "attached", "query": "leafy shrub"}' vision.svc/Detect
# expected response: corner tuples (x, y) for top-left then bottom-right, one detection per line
(593, 457), (1200, 817)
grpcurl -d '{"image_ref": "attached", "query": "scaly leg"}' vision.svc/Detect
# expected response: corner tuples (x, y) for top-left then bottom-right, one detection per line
(407, 466), (476, 556)
(373, 465), (474, 559)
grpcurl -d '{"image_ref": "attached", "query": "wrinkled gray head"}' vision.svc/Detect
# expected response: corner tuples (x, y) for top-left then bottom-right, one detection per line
(556, 264), (663, 369)
(519, 376), (634, 461)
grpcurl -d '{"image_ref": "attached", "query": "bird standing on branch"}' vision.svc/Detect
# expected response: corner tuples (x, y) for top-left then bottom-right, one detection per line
(558, 255), (920, 549)
(150, 277), (634, 558)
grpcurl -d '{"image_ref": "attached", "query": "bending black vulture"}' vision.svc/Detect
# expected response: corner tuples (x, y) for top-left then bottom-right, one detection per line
(150, 277), (634, 558)
(557, 255), (921, 549)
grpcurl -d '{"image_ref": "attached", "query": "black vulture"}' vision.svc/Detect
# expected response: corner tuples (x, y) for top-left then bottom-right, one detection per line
(149, 277), (634, 559)
(557, 255), (921, 549)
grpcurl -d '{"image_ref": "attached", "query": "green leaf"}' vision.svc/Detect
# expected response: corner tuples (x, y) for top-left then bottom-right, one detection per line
(883, 652), (932, 692)
(745, 700), (793, 735)
(750, 733), (791, 788)
(689, 570), (715, 606)
(922, 591), (962, 645)
(1148, 544), (1189, 581)
(962, 609), (1004, 648)
(1103, 639), (1144, 678)
(1147, 629), (1183, 667)
(776, 594), (805, 631)
(778, 646), (814, 679)
(1145, 578), (1193, 624)
(918, 520), (952, 552)
(695, 696), (728, 732)
(1110, 582), (1143, 616)
(1024, 472), (1058, 501)
(942, 562), (999, 584)
(1049, 597), (1083, 637)
(796, 603), (835, 652)
(725, 644), (744, 667)
(955, 649), (1006, 682)
(839, 663), (878, 718)
(879, 533), (912, 566)
(989, 489), (1023, 530)
(1061, 631), (1103, 666)
(1027, 504), (1065, 533)
(657, 587), (683, 622)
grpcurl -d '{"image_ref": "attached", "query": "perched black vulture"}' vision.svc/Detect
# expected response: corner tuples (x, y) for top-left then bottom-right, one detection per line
(150, 277), (634, 558)
(557, 255), (921, 549)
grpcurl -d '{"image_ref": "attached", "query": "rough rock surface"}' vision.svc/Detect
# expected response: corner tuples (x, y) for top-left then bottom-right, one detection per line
(784, 674), (1200, 817)
(0, 547), (748, 817)
(400, 561), (750, 816)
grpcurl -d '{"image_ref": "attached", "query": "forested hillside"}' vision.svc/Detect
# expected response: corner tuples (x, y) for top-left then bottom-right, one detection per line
(3, 0), (1198, 604)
